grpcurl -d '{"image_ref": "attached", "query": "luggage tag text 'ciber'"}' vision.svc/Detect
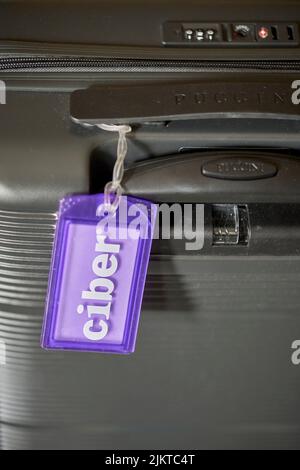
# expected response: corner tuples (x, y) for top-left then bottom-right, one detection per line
(41, 125), (157, 354)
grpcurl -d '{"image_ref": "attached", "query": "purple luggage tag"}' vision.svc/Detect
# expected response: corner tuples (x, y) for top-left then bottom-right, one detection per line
(41, 194), (157, 354)
(41, 124), (157, 354)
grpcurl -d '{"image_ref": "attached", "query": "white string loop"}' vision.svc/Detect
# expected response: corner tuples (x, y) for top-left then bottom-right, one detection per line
(96, 123), (132, 214)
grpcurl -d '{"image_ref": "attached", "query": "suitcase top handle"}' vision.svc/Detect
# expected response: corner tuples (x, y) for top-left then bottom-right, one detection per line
(70, 79), (300, 125)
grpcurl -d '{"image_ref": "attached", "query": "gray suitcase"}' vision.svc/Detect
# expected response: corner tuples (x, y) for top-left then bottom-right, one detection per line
(1, 0), (300, 450)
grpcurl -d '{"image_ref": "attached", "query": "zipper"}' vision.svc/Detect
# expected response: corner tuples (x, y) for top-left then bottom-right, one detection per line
(1, 56), (300, 72)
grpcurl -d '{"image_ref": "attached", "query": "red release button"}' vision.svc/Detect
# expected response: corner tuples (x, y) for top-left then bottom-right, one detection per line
(258, 26), (269, 39)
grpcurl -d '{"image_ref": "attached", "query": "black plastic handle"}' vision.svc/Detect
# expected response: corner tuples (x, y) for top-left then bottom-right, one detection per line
(123, 150), (300, 203)
(70, 79), (300, 124)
